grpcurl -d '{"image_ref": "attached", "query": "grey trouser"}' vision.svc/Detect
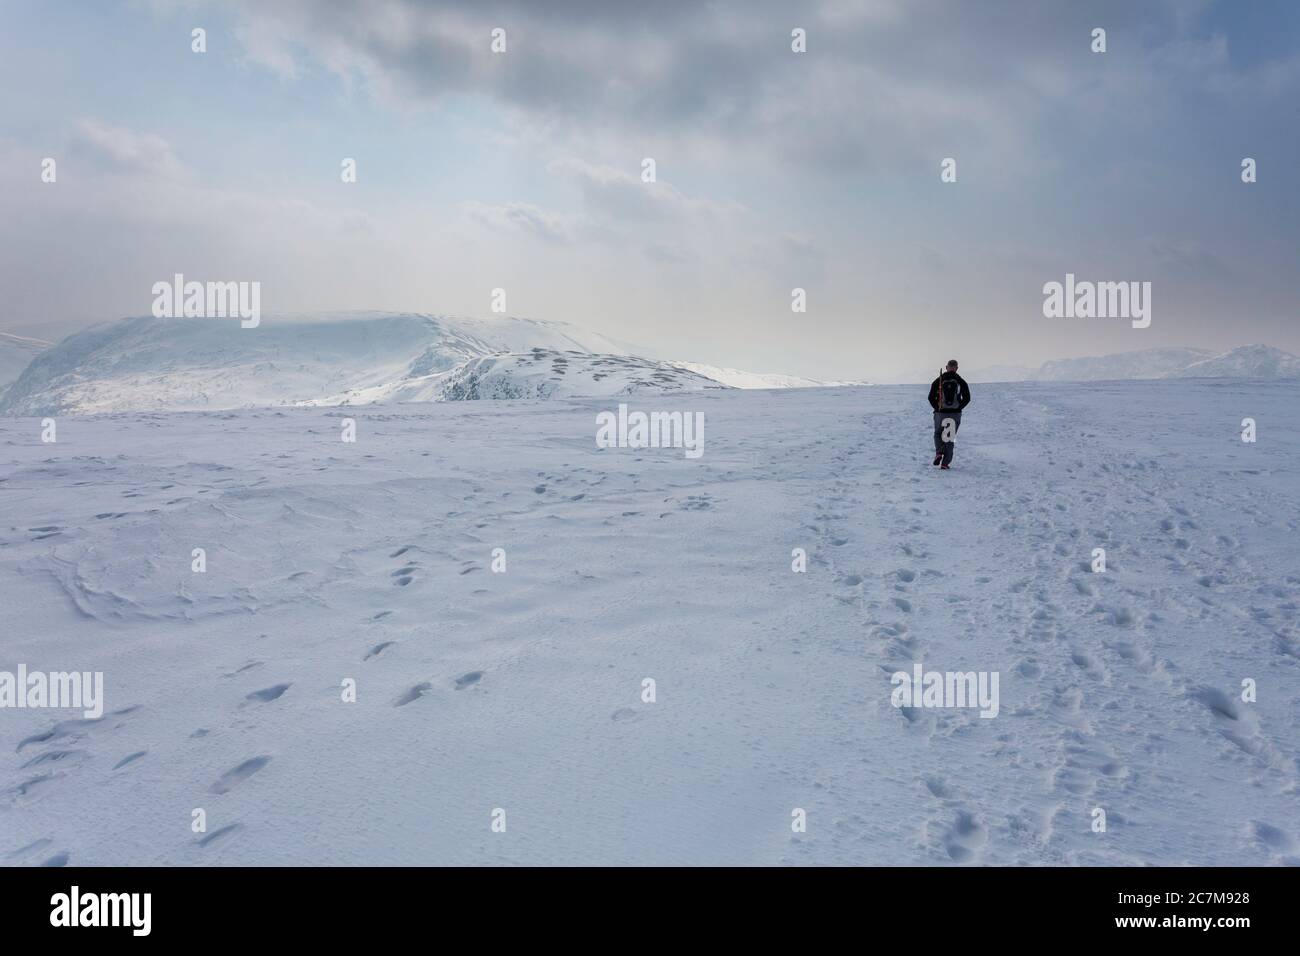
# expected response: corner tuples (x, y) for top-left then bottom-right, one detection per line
(933, 411), (962, 465)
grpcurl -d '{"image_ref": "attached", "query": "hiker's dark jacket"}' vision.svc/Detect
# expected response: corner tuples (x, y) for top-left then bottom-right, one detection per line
(928, 371), (971, 412)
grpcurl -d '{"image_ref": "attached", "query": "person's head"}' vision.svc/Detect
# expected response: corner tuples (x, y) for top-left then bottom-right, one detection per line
(946, 359), (959, 372)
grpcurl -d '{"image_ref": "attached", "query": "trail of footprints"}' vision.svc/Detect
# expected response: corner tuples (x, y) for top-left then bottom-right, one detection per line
(8, 401), (1299, 864)
(7, 452), (717, 860)
(810, 419), (996, 862)
(996, 414), (1300, 860)
(4, 532), (501, 859)
(807, 404), (1300, 863)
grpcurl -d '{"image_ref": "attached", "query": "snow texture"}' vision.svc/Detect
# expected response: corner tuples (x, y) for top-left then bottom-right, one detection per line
(2, 379), (1297, 865)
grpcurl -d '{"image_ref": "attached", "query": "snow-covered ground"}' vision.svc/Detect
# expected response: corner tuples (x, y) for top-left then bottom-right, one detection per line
(2, 379), (1298, 865)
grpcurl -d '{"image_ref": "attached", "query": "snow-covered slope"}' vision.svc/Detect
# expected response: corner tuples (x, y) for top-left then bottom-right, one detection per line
(958, 345), (1300, 384)
(0, 331), (51, 391)
(1172, 344), (1300, 379)
(669, 361), (830, 389)
(1034, 347), (1215, 381)
(302, 349), (727, 405)
(0, 314), (729, 415)
(0, 315), (444, 415)
(2, 379), (1297, 865)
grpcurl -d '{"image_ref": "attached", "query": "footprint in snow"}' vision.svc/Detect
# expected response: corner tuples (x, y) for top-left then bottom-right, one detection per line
(197, 823), (243, 848)
(210, 756), (271, 795)
(1189, 686), (1244, 722)
(394, 683), (432, 707)
(16, 705), (141, 752)
(245, 683), (290, 703)
(112, 751), (147, 770)
(11, 774), (56, 797)
(1250, 821), (1295, 854)
(941, 811), (987, 863)
(19, 749), (83, 769)
(924, 777), (953, 799)
(7, 838), (53, 861)
(222, 661), (263, 678)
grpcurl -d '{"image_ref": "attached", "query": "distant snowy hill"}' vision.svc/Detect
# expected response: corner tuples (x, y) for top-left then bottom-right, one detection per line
(963, 345), (1300, 384)
(667, 361), (865, 389)
(0, 313), (737, 415)
(1171, 344), (1300, 379)
(7, 315), (1294, 415)
(1034, 347), (1216, 381)
(300, 349), (726, 405)
(0, 330), (51, 391)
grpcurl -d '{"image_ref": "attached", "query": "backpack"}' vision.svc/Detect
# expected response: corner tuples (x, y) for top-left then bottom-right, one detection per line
(939, 375), (962, 411)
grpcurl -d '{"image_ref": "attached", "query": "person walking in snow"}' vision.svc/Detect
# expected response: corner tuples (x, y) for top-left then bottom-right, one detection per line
(928, 359), (971, 469)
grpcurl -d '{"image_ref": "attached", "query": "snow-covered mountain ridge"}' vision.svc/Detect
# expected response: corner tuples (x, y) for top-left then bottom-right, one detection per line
(3, 314), (1296, 413)
(0, 313), (738, 415)
(0, 330), (52, 391)
(0, 313), (865, 415)
(967, 345), (1300, 383)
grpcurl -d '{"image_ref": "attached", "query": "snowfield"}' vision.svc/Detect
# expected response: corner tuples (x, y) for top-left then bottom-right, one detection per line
(2, 379), (1298, 865)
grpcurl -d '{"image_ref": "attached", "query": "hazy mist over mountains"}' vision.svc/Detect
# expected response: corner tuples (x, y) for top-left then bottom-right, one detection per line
(960, 344), (1300, 383)
(1, 314), (1296, 414)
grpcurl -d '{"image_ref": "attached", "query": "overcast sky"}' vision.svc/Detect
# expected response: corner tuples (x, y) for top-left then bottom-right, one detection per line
(1, 0), (1297, 381)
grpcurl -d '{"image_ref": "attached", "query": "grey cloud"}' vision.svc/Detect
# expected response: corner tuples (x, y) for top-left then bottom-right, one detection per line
(174, 0), (1263, 175)
(1145, 237), (1233, 280)
(461, 200), (576, 242)
(69, 120), (186, 179)
(546, 158), (736, 222)
(643, 240), (689, 264)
